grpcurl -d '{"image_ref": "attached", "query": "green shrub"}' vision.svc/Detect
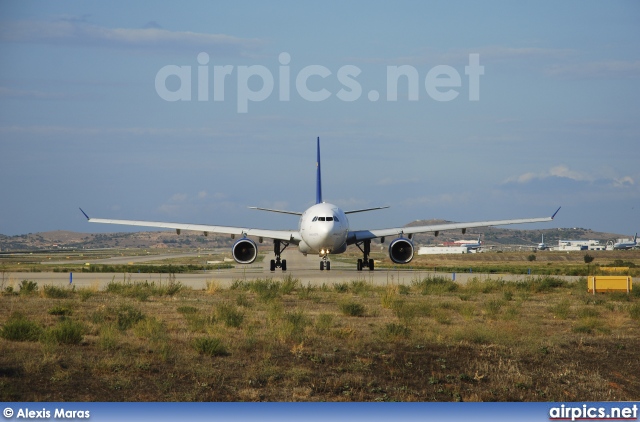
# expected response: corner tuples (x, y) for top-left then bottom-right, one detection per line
(46, 319), (84, 345)
(380, 287), (399, 309)
(572, 318), (608, 334)
(549, 299), (571, 319)
(629, 303), (640, 320)
(230, 279), (245, 290)
(215, 302), (244, 328)
(42, 285), (73, 299)
(412, 276), (458, 295)
(193, 337), (228, 356)
(453, 326), (493, 344)
(275, 309), (311, 342)
(247, 279), (281, 302)
(484, 299), (505, 319)
(235, 293), (252, 307)
(48, 305), (73, 316)
(133, 317), (167, 342)
(315, 314), (334, 334)
(398, 284), (411, 295)
(333, 282), (349, 293)
(577, 307), (600, 319)
(99, 325), (119, 350)
(177, 306), (199, 315)
(106, 280), (183, 301)
(518, 276), (567, 292)
(19, 280), (38, 295)
(383, 322), (411, 338)
(339, 301), (366, 317)
(183, 313), (214, 333)
(297, 284), (318, 301)
(0, 313), (42, 341)
(113, 305), (145, 330)
(349, 280), (371, 295)
(280, 275), (299, 295)
(77, 288), (94, 301)
(392, 301), (418, 326)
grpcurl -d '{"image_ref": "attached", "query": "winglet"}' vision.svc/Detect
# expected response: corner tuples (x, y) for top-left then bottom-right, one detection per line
(79, 208), (90, 220)
(316, 136), (322, 204)
(551, 206), (561, 219)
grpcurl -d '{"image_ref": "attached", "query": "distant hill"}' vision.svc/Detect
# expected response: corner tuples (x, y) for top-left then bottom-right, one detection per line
(0, 224), (626, 252)
(0, 230), (236, 251)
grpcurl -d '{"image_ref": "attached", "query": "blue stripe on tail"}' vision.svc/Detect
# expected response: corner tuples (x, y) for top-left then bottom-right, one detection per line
(316, 137), (322, 204)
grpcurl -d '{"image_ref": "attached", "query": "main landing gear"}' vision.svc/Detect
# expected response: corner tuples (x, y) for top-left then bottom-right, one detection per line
(269, 239), (289, 271)
(356, 239), (374, 271)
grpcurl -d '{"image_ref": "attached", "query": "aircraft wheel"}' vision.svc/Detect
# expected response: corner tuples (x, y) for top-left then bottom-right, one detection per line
(320, 261), (325, 271)
(281, 260), (287, 271)
(368, 259), (374, 271)
(326, 261), (331, 271)
(270, 260), (276, 271)
(357, 259), (363, 271)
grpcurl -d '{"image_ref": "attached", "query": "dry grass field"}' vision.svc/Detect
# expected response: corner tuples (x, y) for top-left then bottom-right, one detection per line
(1, 273), (639, 402)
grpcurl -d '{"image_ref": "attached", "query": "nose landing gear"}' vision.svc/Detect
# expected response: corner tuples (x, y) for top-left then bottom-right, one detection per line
(320, 258), (331, 271)
(319, 250), (331, 271)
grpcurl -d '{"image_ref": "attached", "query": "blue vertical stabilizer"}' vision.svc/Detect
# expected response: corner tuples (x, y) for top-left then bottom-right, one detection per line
(316, 137), (323, 204)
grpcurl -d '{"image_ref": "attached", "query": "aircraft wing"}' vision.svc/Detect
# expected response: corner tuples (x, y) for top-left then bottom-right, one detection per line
(79, 209), (301, 243)
(347, 207), (560, 244)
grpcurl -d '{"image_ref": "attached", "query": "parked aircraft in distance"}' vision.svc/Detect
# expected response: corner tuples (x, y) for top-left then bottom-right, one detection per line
(80, 138), (560, 271)
(538, 234), (549, 250)
(458, 236), (482, 251)
(613, 233), (638, 250)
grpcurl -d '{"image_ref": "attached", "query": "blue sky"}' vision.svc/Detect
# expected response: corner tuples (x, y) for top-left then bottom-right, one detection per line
(0, 1), (638, 236)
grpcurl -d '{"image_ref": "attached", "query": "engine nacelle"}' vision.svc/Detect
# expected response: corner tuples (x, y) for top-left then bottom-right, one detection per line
(388, 238), (414, 264)
(232, 238), (258, 264)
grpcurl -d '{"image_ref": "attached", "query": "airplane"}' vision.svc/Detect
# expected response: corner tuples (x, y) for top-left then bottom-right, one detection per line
(537, 234), (548, 250)
(457, 235), (482, 251)
(80, 137), (561, 272)
(613, 233), (638, 250)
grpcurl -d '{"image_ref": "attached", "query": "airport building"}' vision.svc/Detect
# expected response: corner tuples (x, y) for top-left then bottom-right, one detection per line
(418, 246), (478, 255)
(553, 239), (605, 251)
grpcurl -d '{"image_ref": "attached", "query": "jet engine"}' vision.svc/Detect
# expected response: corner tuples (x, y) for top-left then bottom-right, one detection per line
(388, 238), (414, 264)
(232, 238), (258, 264)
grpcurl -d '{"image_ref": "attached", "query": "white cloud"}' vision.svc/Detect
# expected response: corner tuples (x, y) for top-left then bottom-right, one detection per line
(504, 165), (592, 184)
(197, 191), (208, 199)
(349, 45), (575, 66)
(547, 165), (592, 182)
(170, 193), (188, 202)
(0, 87), (80, 100)
(545, 60), (640, 79)
(505, 166), (637, 191)
(0, 20), (265, 56)
(613, 176), (635, 187)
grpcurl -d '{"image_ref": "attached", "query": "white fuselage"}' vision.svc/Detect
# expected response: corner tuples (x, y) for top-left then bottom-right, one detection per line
(613, 234), (638, 250)
(613, 242), (637, 250)
(297, 202), (349, 256)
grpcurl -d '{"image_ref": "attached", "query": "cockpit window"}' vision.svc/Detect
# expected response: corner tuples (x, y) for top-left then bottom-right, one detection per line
(333, 215), (339, 222)
(312, 216), (318, 222)
(318, 217), (326, 221)
(326, 216), (333, 221)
